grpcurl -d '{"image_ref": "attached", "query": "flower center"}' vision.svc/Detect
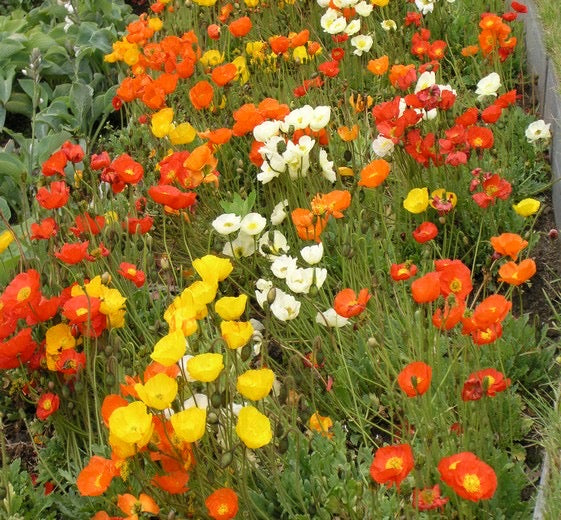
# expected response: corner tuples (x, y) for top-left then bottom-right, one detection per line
(385, 456), (403, 471)
(462, 473), (481, 494)
(17, 286), (31, 302)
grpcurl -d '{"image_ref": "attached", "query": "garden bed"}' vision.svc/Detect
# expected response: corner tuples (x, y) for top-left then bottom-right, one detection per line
(1, 0), (561, 518)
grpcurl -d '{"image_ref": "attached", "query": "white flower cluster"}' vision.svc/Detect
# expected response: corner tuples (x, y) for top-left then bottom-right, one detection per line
(414, 0), (456, 16)
(525, 120), (551, 143)
(212, 212), (268, 258)
(317, 0), (374, 37)
(255, 242), (328, 321)
(254, 105), (335, 184)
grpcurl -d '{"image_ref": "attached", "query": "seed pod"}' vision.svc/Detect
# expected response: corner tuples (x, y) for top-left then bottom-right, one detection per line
(241, 343), (252, 361)
(267, 287), (277, 305)
(207, 412), (219, 424)
(220, 451), (233, 468)
(278, 436), (289, 454)
(210, 393), (222, 409)
(47, 381), (55, 390)
(367, 337), (378, 349)
(344, 150), (352, 162)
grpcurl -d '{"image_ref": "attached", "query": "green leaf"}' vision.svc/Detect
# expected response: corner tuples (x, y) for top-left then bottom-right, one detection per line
(0, 38), (25, 60)
(0, 67), (15, 104)
(34, 131), (71, 165)
(0, 151), (26, 180)
(27, 31), (58, 53)
(0, 105), (5, 133)
(0, 196), (11, 221)
(69, 81), (94, 131)
(5, 92), (33, 117)
(17, 77), (35, 99)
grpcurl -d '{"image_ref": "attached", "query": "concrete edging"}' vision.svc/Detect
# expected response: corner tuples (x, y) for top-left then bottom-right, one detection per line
(521, 0), (561, 229)
(519, 3), (561, 517)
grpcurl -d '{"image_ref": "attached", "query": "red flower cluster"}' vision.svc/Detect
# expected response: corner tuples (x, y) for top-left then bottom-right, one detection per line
(438, 452), (497, 501)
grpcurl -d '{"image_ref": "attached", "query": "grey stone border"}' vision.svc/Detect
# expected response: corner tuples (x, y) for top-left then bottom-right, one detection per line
(519, 3), (560, 517)
(520, 0), (561, 229)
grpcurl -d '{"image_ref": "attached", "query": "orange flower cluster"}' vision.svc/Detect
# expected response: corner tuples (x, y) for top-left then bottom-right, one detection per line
(291, 190), (351, 242)
(463, 13), (517, 61)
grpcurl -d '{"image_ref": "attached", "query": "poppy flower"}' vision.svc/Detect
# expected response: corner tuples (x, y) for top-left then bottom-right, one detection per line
(367, 55), (389, 75)
(206, 488), (239, 520)
(333, 288), (370, 318)
(208, 24), (221, 40)
(236, 405), (272, 449)
(0, 328), (37, 369)
(2, 269), (42, 315)
(337, 124), (359, 142)
(511, 1), (527, 13)
(438, 260), (472, 299)
(370, 443), (414, 488)
(54, 241), (91, 264)
(36, 181), (70, 209)
(36, 392), (60, 421)
(228, 16), (252, 38)
(358, 159), (390, 188)
(90, 151), (111, 170)
(390, 262), (418, 281)
(110, 153), (144, 185)
(467, 126), (494, 149)
(461, 368), (511, 401)
(397, 361), (432, 397)
(61, 141), (85, 163)
(30, 217), (58, 240)
(411, 272), (441, 303)
(41, 150), (68, 176)
(412, 222), (438, 243)
(318, 60), (340, 78)
(490, 232), (527, 260)
(54, 348), (86, 375)
(118, 262), (146, 287)
(189, 80), (214, 110)
(498, 258), (536, 285)
(438, 453), (497, 501)
(62, 295), (101, 323)
(123, 215), (154, 234)
(310, 190), (351, 218)
(148, 185), (197, 210)
(472, 294), (511, 328)
(70, 213), (105, 237)
(471, 322), (503, 345)
(412, 484), (449, 511)
(152, 470), (190, 494)
(77, 456), (118, 496)
(211, 63), (238, 87)
(118, 493), (159, 517)
(432, 297), (465, 330)
(101, 394), (128, 427)
(308, 412), (334, 438)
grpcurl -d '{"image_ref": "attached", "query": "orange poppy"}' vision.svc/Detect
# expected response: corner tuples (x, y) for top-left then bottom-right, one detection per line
(412, 222), (438, 244)
(411, 272), (441, 303)
(311, 190), (351, 218)
(461, 368), (510, 401)
(490, 232), (527, 260)
(412, 484), (449, 511)
(258, 97), (290, 120)
(367, 55), (389, 75)
(118, 493), (160, 516)
(461, 45), (479, 57)
(472, 294), (511, 328)
(390, 262), (418, 281)
(289, 29), (310, 48)
(358, 159), (390, 188)
(397, 361), (432, 397)
(1, 269), (42, 316)
(111, 153), (144, 185)
(184, 144), (218, 173)
(0, 328), (37, 369)
(211, 63), (238, 87)
(232, 103), (265, 136)
(54, 241), (91, 265)
(291, 208), (328, 242)
(370, 443), (414, 488)
(118, 262), (146, 288)
(437, 260), (472, 300)
(199, 127), (233, 145)
(228, 16), (252, 38)
(269, 35), (290, 55)
(389, 64), (417, 90)
(148, 185), (197, 210)
(30, 217), (58, 240)
(333, 288), (371, 318)
(205, 488), (239, 520)
(432, 297), (465, 330)
(152, 470), (190, 494)
(76, 456), (118, 496)
(143, 361), (180, 381)
(467, 126), (494, 149)
(42, 150), (68, 177)
(337, 124), (359, 142)
(101, 394), (128, 427)
(498, 258), (536, 285)
(189, 80), (214, 110)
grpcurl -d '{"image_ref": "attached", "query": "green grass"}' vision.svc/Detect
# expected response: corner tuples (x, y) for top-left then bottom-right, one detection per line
(535, 0), (561, 88)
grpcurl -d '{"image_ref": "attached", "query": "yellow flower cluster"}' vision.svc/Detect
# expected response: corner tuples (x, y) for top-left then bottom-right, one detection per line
(151, 108), (197, 145)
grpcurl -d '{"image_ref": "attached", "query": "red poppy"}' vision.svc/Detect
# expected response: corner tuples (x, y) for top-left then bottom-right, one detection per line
(208, 24), (221, 40)
(1, 269), (42, 317)
(152, 470), (190, 495)
(54, 241), (91, 264)
(62, 295), (101, 324)
(467, 126), (494, 149)
(205, 488), (239, 520)
(437, 260), (472, 300)
(36, 181), (70, 209)
(461, 368), (511, 401)
(228, 16), (252, 38)
(471, 322), (503, 345)
(117, 493), (159, 517)
(432, 297), (465, 330)
(390, 262), (418, 281)
(123, 215), (154, 234)
(397, 361), (432, 397)
(511, 1), (527, 13)
(41, 150), (68, 177)
(333, 288), (370, 318)
(370, 444), (415, 488)
(70, 214), (106, 237)
(412, 484), (449, 511)
(30, 217), (58, 240)
(118, 262), (146, 287)
(411, 272), (441, 303)
(189, 80), (214, 110)
(412, 222), (438, 243)
(36, 392), (60, 421)
(61, 141), (85, 163)
(90, 151), (111, 170)
(0, 328), (37, 369)
(481, 104), (503, 123)
(438, 452), (497, 501)
(318, 60), (340, 78)
(55, 348), (86, 375)
(110, 153), (144, 185)
(25, 294), (61, 325)
(148, 185), (197, 210)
